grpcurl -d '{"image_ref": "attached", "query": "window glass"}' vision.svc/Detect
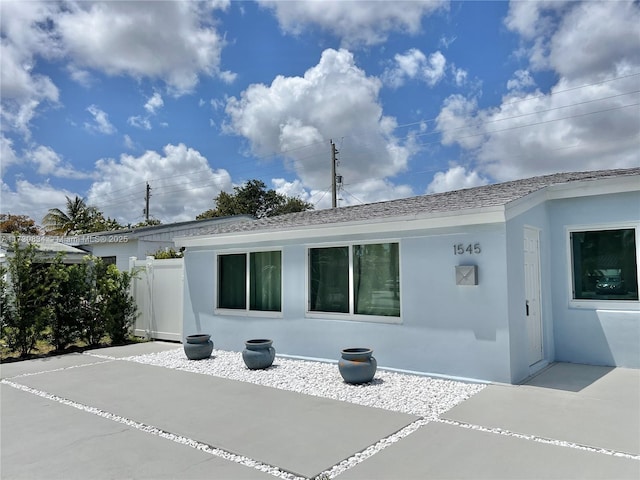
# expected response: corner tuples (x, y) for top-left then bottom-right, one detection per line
(309, 247), (349, 313)
(354, 243), (400, 316)
(309, 243), (401, 317)
(217, 253), (246, 309)
(250, 251), (281, 312)
(571, 229), (638, 301)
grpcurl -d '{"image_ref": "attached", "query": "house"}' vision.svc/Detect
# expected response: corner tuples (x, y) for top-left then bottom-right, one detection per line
(72, 215), (253, 271)
(0, 234), (89, 264)
(176, 168), (640, 384)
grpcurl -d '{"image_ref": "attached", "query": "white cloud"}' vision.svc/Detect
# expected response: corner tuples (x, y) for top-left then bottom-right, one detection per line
(436, 95), (485, 150)
(25, 145), (92, 179)
(507, 69), (536, 91)
(123, 134), (135, 150)
(272, 177), (413, 209)
(66, 64), (93, 87)
(383, 49), (446, 88)
(259, 0), (447, 47)
(0, 39), (59, 136)
(547, 2), (640, 81)
(272, 178), (310, 202)
(87, 143), (232, 224)
(85, 105), (116, 135)
(0, 0), (233, 140)
(57, 1), (232, 95)
(0, 179), (78, 225)
(144, 93), (164, 114)
(0, 135), (19, 175)
(224, 48), (416, 198)
(127, 116), (152, 131)
(436, 1), (640, 182)
(426, 166), (488, 194)
(451, 65), (468, 87)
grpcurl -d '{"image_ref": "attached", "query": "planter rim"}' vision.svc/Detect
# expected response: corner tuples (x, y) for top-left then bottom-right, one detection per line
(245, 338), (272, 344)
(187, 334), (210, 339)
(341, 347), (372, 354)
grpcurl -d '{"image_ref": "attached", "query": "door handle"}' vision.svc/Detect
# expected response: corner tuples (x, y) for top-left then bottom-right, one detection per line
(526, 300), (530, 316)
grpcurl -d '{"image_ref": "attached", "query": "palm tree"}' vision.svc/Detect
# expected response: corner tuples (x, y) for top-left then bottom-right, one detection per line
(43, 196), (92, 235)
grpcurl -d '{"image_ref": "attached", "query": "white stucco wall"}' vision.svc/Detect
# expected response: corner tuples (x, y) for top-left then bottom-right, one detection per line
(182, 223), (514, 383)
(547, 191), (640, 368)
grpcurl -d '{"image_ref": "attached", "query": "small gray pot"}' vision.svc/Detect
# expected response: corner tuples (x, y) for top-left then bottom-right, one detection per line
(184, 334), (213, 360)
(242, 339), (275, 370)
(338, 347), (377, 384)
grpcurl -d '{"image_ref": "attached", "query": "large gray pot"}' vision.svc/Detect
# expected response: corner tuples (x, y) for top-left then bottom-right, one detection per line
(184, 334), (213, 360)
(338, 347), (377, 384)
(242, 339), (275, 370)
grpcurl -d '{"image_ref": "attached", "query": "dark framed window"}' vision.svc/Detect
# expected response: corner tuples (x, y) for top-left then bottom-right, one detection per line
(101, 256), (117, 265)
(309, 242), (400, 317)
(571, 228), (638, 301)
(217, 251), (282, 312)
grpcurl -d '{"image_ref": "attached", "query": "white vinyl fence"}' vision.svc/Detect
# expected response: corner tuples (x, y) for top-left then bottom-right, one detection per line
(130, 256), (183, 341)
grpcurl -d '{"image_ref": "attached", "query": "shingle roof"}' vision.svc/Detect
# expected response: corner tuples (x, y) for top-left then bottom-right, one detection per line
(192, 168), (640, 236)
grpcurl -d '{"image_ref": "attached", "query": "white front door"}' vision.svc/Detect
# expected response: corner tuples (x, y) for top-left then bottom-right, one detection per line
(524, 226), (543, 366)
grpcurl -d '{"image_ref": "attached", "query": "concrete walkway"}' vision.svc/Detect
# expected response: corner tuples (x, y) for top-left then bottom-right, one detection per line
(2, 343), (639, 480)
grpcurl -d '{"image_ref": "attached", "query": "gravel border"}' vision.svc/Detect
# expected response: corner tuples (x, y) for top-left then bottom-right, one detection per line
(121, 347), (486, 419)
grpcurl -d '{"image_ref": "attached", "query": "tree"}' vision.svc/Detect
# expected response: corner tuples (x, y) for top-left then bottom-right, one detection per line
(43, 195), (88, 235)
(130, 219), (161, 228)
(0, 214), (41, 234)
(197, 180), (313, 220)
(43, 196), (122, 235)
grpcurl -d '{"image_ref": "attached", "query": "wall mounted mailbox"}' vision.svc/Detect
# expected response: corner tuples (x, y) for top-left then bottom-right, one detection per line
(456, 265), (478, 286)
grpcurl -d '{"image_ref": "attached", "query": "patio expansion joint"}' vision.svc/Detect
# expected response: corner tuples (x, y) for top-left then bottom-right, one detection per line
(435, 418), (640, 461)
(313, 416), (431, 479)
(1, 374), (438, 480)
(2, 358), (114, 380)
(1, 378), (310, 480)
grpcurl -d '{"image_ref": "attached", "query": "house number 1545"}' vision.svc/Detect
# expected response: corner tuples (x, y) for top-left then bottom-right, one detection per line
(453, 243), (481, 255)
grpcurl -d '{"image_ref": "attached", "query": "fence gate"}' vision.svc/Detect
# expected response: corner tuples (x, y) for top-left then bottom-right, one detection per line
(130, 256), (183, 341)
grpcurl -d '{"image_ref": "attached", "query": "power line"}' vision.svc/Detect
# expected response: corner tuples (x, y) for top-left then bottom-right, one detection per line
(392, 71), (640, 131)
(77, 73), (640, 204)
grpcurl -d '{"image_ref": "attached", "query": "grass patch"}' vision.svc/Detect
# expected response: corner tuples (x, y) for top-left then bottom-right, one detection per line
(0, 335), (148, 363)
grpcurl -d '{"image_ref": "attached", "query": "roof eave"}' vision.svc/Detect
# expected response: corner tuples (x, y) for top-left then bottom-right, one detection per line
(504, 174), (640, 221)
(176, 206), (507, 248)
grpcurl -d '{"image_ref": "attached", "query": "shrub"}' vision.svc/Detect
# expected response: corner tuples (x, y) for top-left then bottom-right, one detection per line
(76, 258), (107, 346)
(0, 236), (50, 356)
(45, 256), (84, 351)
(1, 238), (139, 357)
(150, 247), (183, 259)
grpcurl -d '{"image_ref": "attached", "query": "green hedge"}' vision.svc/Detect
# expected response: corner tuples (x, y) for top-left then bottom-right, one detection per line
(1, 236), (138, 357)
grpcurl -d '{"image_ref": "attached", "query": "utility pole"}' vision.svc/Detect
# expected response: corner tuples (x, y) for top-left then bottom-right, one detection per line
(144, 182), (151, 221)
(330, 140), (339, 208)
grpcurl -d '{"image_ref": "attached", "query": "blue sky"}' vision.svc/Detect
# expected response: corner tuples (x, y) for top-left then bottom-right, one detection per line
(1, 1), (639, 226)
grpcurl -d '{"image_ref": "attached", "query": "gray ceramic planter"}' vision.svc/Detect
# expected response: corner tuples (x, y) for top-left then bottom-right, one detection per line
(242, 339), (275, 369)
(338, 347), (377, 384)
(184, 334), (213, 360)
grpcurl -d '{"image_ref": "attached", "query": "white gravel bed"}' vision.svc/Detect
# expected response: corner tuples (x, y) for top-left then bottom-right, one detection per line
(124, 347), (485, 419)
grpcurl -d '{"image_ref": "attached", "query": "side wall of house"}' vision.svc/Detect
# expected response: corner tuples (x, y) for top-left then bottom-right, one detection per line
(548, 191), (640, 368)
(505, 202), (554, 383)
(82, 242), (138, 271)
(182, 223), (514, 383)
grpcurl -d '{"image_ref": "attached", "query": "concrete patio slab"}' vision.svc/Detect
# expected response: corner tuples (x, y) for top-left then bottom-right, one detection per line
(0, 384), (274, 480)
(84, 341), (181, 358)
(337, 421), (640, 480)
(12, 360), (417, 479)
(443, 364), (640, 455)
(524, 363), (640, 409)
(0, 353), (106, 380)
